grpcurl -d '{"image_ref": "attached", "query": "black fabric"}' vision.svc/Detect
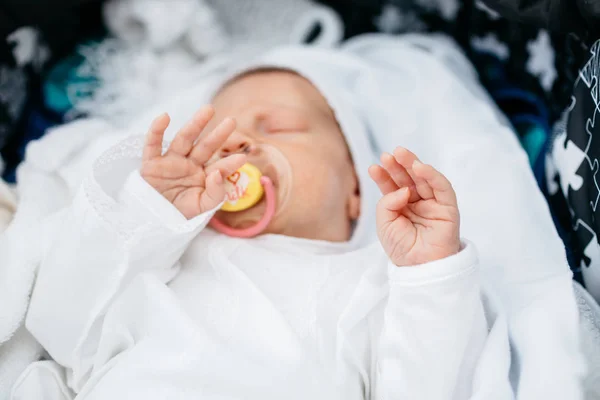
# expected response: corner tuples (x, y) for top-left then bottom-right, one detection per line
(0, 0), (104, 63)
(0, 64), (28, 152)
(482, 0), (593, 37)
(477, 2), (600, 290)
(0, 0), (105, 176)
(316, 0), (573, 120)
(317, 0), (384, 38)
(546, 39), (600, 286)
(476, 0), (600, 118)
(578, 0), (600, 32)
(465, 1), (560, 114)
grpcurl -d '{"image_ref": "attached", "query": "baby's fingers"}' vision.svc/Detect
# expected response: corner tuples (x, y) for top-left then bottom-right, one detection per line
(369, 164), (398, 195)
(393, 147), (434, 200)
(381, 152), (415, 189)
(376, 187), (410, 225)
(190, 117), (237, 165)
(143, 113), (170, 161)
(205, 154), (247, 180)
(168, 105), (215, 156)
(199, 170), (226, 211)
(411, 161), (457, 207)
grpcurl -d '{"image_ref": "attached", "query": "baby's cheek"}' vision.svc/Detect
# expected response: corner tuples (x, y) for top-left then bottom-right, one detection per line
(289, 149), (346, 203)
(310, 168), (346, 205)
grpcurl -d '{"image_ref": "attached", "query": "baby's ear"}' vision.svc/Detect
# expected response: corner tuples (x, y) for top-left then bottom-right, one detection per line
(347, 178), (361, 221)
(348, 192), (361, 220)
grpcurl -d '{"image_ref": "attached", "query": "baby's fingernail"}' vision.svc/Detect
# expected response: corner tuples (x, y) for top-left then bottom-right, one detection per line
(412, 160), (421, 168)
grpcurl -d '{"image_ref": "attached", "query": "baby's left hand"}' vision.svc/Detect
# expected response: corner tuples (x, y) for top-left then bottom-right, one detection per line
(369, 147), (460, 267)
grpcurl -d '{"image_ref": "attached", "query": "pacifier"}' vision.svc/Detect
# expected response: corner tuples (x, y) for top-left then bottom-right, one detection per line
(220, 163), (264, 212)
(209, 163), (276, 238)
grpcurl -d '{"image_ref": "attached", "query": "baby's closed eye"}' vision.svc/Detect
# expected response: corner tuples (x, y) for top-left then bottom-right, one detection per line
(260, 109), (310, 134)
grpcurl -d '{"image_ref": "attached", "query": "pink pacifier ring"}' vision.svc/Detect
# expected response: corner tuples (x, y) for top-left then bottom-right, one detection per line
(209, 176), (276, 238)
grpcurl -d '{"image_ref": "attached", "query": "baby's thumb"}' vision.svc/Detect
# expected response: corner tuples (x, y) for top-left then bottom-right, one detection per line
(199, 170), (225, 212)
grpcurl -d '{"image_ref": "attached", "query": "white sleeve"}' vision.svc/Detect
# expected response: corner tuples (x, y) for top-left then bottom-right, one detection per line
(378, 242), (513, 400)
(26, 137), (217, 391)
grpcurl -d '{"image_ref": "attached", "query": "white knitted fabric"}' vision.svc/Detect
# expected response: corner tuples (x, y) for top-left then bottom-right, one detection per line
(103, 0), (228, 56)
(204, 0), (343, 50)
(72, 0), (342, 126)
(0, 327), (43, 400)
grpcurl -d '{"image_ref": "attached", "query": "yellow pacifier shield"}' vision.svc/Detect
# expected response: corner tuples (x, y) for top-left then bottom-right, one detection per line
(221, 163), (264, 212)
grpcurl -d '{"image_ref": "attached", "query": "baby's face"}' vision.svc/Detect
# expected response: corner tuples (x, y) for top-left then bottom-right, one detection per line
(207, 70), (361, 242)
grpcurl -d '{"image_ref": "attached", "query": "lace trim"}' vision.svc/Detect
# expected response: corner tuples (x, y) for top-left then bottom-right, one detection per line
(574, 283), (600, 342)
(82, 136), (171, 244)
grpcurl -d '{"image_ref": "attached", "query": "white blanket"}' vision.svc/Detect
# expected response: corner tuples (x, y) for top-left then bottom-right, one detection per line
(0, 33), (597, 398)
(0, 81), (230, 399)
(574, 281), (600, 398)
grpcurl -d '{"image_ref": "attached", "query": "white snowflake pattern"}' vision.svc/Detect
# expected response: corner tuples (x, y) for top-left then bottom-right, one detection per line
(7, 27), (50, 71)
(373, 4), (426, 34)
(474, 0), (500, 20)
(526, 30), (557, 91)
(470, 33), (509, 61)
(547, 130), (586, 197)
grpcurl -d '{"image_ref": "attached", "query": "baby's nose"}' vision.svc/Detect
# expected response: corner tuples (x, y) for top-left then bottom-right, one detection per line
(220, 131), (252, 157)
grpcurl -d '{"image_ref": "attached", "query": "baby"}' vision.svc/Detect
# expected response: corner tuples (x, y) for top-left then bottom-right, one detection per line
(142, 69), (460, 261)
(22, 36), (582, 400)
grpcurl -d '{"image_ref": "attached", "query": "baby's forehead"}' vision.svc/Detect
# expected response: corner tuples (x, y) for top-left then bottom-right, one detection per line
(212, 69), (335, 120)
(214, 69), (321, 102)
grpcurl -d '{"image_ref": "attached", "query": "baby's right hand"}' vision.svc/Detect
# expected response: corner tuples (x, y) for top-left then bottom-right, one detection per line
(140, 106), (246, 219)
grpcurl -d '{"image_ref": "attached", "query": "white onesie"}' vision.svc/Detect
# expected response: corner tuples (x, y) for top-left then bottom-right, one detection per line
(23, 161), (509, 399)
